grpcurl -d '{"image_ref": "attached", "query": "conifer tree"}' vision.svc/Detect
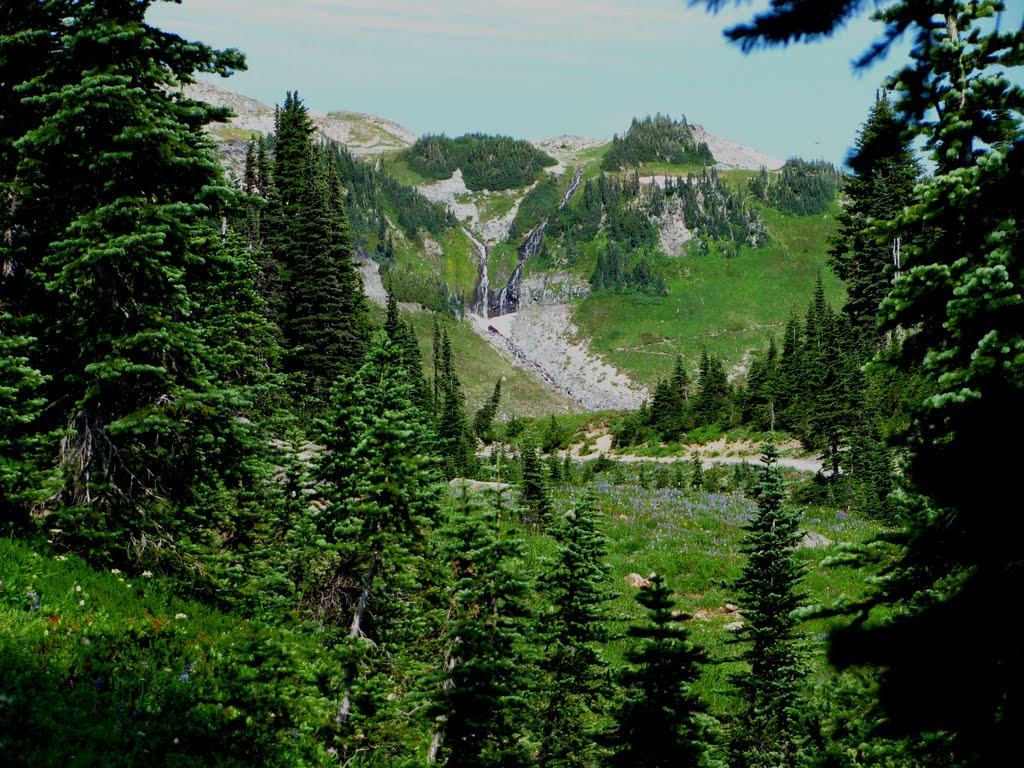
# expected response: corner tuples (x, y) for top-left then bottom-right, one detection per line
(1, 0), (268, 564)
(829, 91), (921, 333)
(316, 333), (444, 733)
(605, 574), (709, 768)
(692, 347), (731, 426)
(519, 437), (553, 525)
(432, 486), (537, 768)
(729, 443), (806, 768)
(265, 92), (368, 405)
(536, 493), (615, 768)
(472, 379), (503, 443)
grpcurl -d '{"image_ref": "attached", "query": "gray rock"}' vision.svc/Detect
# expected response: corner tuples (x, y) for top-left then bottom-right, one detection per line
(799, 531), (832, 549)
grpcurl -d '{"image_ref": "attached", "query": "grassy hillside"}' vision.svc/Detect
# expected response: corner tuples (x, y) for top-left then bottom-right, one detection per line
(573, 202), (844, 386)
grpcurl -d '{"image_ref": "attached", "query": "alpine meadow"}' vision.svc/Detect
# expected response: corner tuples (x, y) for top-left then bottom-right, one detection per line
(1, 1), (1021, 767)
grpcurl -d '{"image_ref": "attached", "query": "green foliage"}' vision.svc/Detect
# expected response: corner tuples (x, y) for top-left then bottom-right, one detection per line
(829, 92), (921, 332)
(756, 159), (841, 216)
(604, 574), (710, 768)
(536, 493), (615, 768)
(1, 0), (275, 568)
(263, 92), (370, 406)
(519, 437), (553, 526)
(402, 133), (557, 191)
(433, 487), (537, 768)
(728, 444), (806, 768)
(710, 2), (1024, 764)
(508, 175), (565, 241)
(601, 114), (715, 170)
(327, 141), (457, 242)
(0, 540), (336, 766)
(472, 379), (503, 444)
(590, 243), (668, 296)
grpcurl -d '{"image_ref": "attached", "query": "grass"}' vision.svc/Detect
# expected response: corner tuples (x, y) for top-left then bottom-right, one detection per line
(573, 207), (844, 386)
(508, 464), (884, 711)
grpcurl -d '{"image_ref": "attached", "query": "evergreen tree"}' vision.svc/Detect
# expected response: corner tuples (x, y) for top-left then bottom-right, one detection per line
(692, 346), (731, 426)
(432, 486), (537, 768)
(729, 444), (806, 768)
(1, 0), (270, 565)
(605, 574), (709, 768)
(315, 333), (444, 734)
(536, 493), (615, 768)
(519, 437), (553, 526)
(472, 379), (503, 443)
(702, 2), (1024, 762)
(265, 92), (368, 406)
(829, 91), (921, 333)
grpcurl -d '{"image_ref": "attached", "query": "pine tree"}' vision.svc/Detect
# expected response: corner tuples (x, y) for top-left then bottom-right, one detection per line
(605, 574), (709, 768)
(472, 379), (503, 443)
(692, 346), (731, 426)
(701, 2), (1024, 761)
(519, 437), (553, 526)
(265, 92), (368, 406)
(432, 486), (537, 768)
(729, 443), (806, 768)
(536, 493), (615, 768)
(1, 0), (268, 565)
(316, 333), (444, 733)
(829, 91), (921, 333)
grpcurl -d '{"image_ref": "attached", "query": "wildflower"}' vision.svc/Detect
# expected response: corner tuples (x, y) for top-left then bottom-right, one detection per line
(141, 571), (153, 578)
(110, 568), (121, 575)
(79, 599), (85, 606)
(174, 613), (187, 620)
(75, 585), (82, 593)
(55, 555), (67, 561)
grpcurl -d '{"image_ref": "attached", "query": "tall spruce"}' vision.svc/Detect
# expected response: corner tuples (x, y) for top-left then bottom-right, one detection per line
(432, 486), (537, 768)
(265, 91), (368, 405)
(605, 574), (709, 768)
(829, 91), (921, 333)
(729, 443), (806, 768)
(536, 493), (615, 768)
(316, 333), (443, 736)
(0, 0), (270, 565)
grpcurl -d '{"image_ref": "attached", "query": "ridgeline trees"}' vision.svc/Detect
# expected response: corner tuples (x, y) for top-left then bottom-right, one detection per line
(601, 114), (715, 170)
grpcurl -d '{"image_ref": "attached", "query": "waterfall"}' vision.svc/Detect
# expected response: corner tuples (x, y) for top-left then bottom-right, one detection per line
(466, 228), (491, 318)
(488, 168), (583, 317)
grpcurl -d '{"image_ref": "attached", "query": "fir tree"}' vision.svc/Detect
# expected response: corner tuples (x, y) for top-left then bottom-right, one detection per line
(829, 91), (921, 333)
(2, 0), (266, 565)
(265, 92), (368, 405)
(472, 379), (503, 444)
(605, 574), (709, 768)
(536, 493), (615, 768)
(316, 333), (444, 734)
(432, 486), (537, 768)
(729, 443), (806, 768)
(519, 437), (553, 526)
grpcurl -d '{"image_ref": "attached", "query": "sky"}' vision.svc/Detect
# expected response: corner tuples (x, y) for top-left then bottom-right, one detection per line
(148, 0), (1018, 167)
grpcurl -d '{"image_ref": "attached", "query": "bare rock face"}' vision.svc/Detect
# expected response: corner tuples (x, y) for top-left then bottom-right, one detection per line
(724, 621), (745, 631)
(799, 531), (832, 550)
(724, 603), (740, 613)
(625, 572), (653, 589)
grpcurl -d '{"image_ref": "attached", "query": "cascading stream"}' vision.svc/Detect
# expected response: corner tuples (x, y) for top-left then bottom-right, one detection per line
(466, 228), (491, 318)
(488, 168), (583, 317)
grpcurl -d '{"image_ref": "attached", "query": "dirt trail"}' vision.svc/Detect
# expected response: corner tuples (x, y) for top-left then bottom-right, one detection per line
(570, 435), (823, 473)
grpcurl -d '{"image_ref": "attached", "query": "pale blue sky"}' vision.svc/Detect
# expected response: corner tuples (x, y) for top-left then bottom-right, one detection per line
(148, 0), (1017, 167)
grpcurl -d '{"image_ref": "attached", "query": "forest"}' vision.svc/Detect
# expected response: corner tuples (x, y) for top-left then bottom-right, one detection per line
(1, 1), (1021, 767)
